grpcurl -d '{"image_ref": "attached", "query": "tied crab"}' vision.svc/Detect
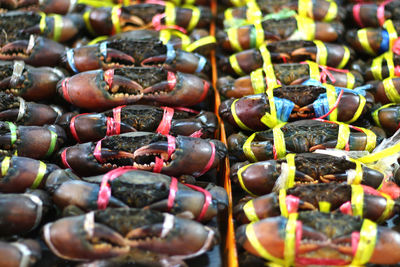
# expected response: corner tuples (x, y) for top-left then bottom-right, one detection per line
(59, 132), (227, 177)
(59, 104), (217, 143)
(234, 183), (398, 224)
(45, 168), (228, 221)
(372, 103), (400, 135)
(348, 0), (400, 28)
(219, 40), (355, 76)
(366, 77), (400, 104)
(228, 119), (382, 162)
(57, 67), (212, 111)
(43, 208), (218, 261)
(351, 52), (400, 81)
(62, 39), (210, 75)
(236, 211), (400, 265)
(219, 85), (372, 131)
(230, 153), (385, 196)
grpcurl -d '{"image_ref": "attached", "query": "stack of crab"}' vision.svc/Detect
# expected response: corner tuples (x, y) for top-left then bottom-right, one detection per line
(216, 0), (400, 265)
(0, 0), (230, 266)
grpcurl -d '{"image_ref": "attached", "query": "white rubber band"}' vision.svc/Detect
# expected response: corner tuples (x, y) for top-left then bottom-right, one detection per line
(50, 105), (62, 124)
(10, 61), (25, 87)
(161, 213), (175, 238)
(10, 242), (31, 267)
(68, 0), (77, 13)
(23, 193), (43, 231)
(171, 226), (215, 259)
(16, 97), (26, 122)
(26, 35), (35, 54)
(84, 211), (95, 238)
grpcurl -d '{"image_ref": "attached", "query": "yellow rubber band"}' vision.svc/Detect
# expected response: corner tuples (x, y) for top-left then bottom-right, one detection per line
(1, 156), (10, 177)
(306, 60), (320, 81)
(165, 2), (176, 27)
(336, 123), (350, 150)
(322, 0), (338, 22)
(385, 52), (395, 78)
(246, 1), (262, 23)
(347, 72), (355, 89)
(345, 95), (366, 124)
(111, 6), (121, 34)
(358, 137), (400, 163)
(238, 163), (257, 196)
(377, 192), (394, 223)
(357, 29), (376, 55)
(372, 103), (397, 128)
(279, 189), (289, 217)
(273, 126), (286, 159)
(77, 0), (114, 7)
(39, 12), (46, 33)
(318, 201), (331, 212)
(243, 199), (259, 222)
(184, 5), (200, 32)
(284, 213), (298, 266)
(383, 20), (399, 50)
(88, 35), (108, 45)
(246, 223), (285, 264)
(229, 54), (246, 76)
(185, 36), (216, 52)
(264, 64), (278, 89)
(243, 133), (258, 162)
(358, 127), (377, 152)
(159, 29), (171, 43)
(298, 0), (312, 18)
(224, 8), (234, 23)
(227, 27), (242, 52)
(314, 40), (327, 66)
(50, 14), (63, 42)
(259, 43), (272, 66)
(251, 68), (266, 94)
(285, 153), (296, 189)
(83, 11), (96, 36)
(371, 54), (384, 80)
(351, 219), (377, 265)
(253, 22), (265, 48)
(231, 0), (246, 7)
(325, 84), (338, 121)
(296, 16), (315, 40)
(383, 77), (400, 103)
(31, 161), (47, 189)
(348, 158), (363, 185)
(351, 184), (364, 217)
(231, 99), (253, 131)
(337, 46), (350, 69)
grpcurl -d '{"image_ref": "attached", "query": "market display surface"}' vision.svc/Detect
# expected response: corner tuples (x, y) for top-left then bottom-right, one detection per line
(3, 0), (400, 266)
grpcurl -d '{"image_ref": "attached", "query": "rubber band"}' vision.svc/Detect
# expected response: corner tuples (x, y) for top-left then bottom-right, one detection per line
(338, 46), (351, 69)
(99, 41), (108, 59)
(279, 189), (289, 217)
(383, 77), (400, 102)
(243, 199), (259, 222)
(322, 0), (337, 22)
(156, 107), (175, 135)
(39, 12), (46, 34)
(305, 60), (320, 81)
(50, 14), (63, 42)
(357, 29), (376, 55)
(261, 93), (280, 128)
(325, 84), (338, 121)
(111, 6), (121, 35)
(253, 23), (265, 48)
(376, 192), (394, 223)
(93, 139), (104, 163)
(318, 201), (331, 212)
(70, 113), (87, 143)
(88, 35), (108, 45)
(385, 52), (395, 77)
(231, 99), (253, 131)
(284, 213), (298, 266)
(351, 184), (364, 217)
(160, 213), (174, 239)
(298, 0), (312, 19)
(259, 44), (272, 66)
(83, 11), (96, 36)
(352, 4), (364, 27)
(231, 0), (245, 7)
(229, 54), (246, 76)
(346, 95), (366, 124)
(224, 8), (234, 23)
(7, 122), (17, 146)
(246, 223), (285, 264)
(1, 156), (9, 176)
(348, 158), (363, 185)
(10, 242), (31, 267)
(31, 161), (47, 189)
(184, 183), (212, 221)
(314, 40), (327, 66)
(195, 55), (207, 73)
(77, 0), (114, 7)
(10, 61), (24, 88)
(164, 2), (176, 28)
(167, 177), (178, 211)
(45, 130), (58, 158)
(61, 78), (72, 104)
(183, 5), (200, 32)
(296, 16), (315, 40)
(112, 106), (123, 135)
(237, 163), (257, 196)
(243, 133), (257, 162)
(273, 126), (286, 159)
(193, 141), (215, 177)
(346, 72), (355, 89)
(16, 97), (26, 122)
(285, 153), (296, 189)
(371, 54), (384, 80)
(336, 123), (350, 150)
(383, 20), (398, 50)
(227, 28), (242, 52)
(250, 68), (266, 94)
(246, 1), (262, 23)
(97, 166), (137, 209)
(372, 103), (397, 128)
(351, 219), (377, 265)
(355, 127), (376, 152)
(377, 0), (394, 26)
(185, 36), (216, 52)
(67, 0), (77, 13)
(199, 80), (210, 103)
(66, 49), (79, 73)
(61, 148), (71, 169)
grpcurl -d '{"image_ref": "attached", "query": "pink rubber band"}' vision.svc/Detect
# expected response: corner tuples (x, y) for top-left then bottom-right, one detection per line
(352, 231), (360, 257)
(167, 177), (178, 211)
(194, 141), (215, 177)
(189, 130), (203, 138)
(286, 195), (300, 214)
(185, 183), (212, 221)
(340, 201), (353, 215)
(393, 40), (400, 55)
(167, 135), (176, 158)
(353, 4), (364, 28)
(61, 148), (72, 169)
(152, 13), (187, 34)
(173, 107), (200, 114)
(199, 80), (210, 103)
(167, 72), (177, 91)
(378, 0), (394, 26)
(153, 156), (164, 173)
(94, 139), (104, 163)
(61, 78), (72, 103)
(69, 113), (91, 143)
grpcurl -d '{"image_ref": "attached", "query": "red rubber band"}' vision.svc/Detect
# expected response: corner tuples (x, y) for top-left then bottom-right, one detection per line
(393, 39), (400, 55)
(286, 195), (300, 214)
(167, 177), (178, 211)
(194, 141), (215, 177)
(340, 201), (353, 215)
(167, 134), (176, 158)
(189, 130), (203, 138)
(353, 4), (364, 28)
(167, 72), (177, 91)
(295, 221), (302, 254)
(199, 80), (210, 103)
(185, 183), (212, 221)
(61, 78), (72, 103)
(113, 105), (124, 134)
(153, 156), (164, 173)
(361, 184), (381, 196)
(152, 13), (187, 34)
(94, 139), (104, 163)
(97, 166), (137, 209)
(351, 231), (360, 257)
(317, 89), (344, 120)
(312, 118), (350, 150)
(69, 114), (86, 143)
(106, 117), (116, 136)
(104, 69), (114, 88)
(61, 148), (71, 169)
(273, 145), (277, 160)
(156, 107), (174, 135)
(173, 107), (200, 114)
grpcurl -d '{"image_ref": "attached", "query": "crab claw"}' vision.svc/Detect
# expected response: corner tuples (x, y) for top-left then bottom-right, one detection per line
(57, 69), (143, 111)
(43, 213), (130, 261)
(0, 36), (66, 67)
(62, 45), (135, 73)
(0, 239), (41, 267)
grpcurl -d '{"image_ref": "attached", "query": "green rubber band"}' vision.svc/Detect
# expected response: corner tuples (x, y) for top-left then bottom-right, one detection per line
(45, 130), (57, 157)
(31, 161), (47, 189)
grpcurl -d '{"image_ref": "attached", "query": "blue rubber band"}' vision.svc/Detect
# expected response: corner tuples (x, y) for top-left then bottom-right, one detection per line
(165, 43), (176, 64)
(66, 49), (79, 73)
(379, 30), (390, 55)
(99, 42), (108, 59)
(274, 97), (294, 122)
(195, 54), (207, 73)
